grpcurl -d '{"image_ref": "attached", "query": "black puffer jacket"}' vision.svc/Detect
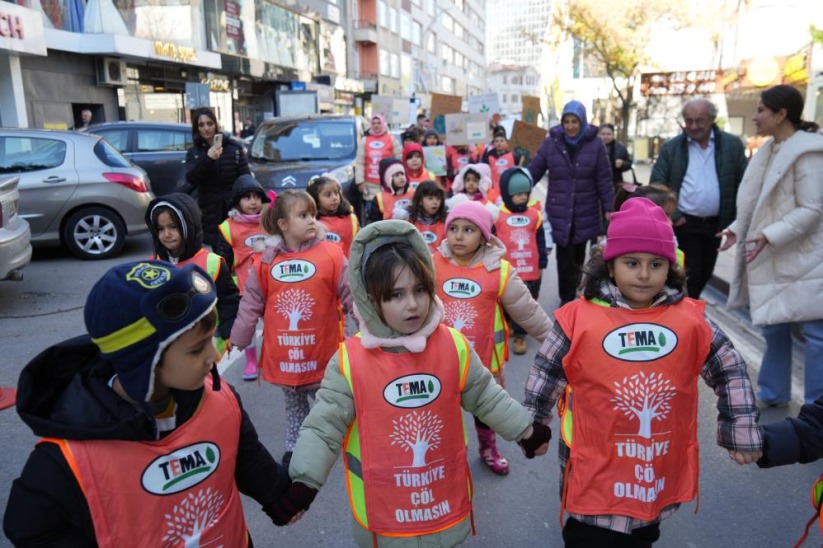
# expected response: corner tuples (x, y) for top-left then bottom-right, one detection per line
(185, 132), (251, 248)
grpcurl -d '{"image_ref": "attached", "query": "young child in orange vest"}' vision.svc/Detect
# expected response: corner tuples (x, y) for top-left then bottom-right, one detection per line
(393, 180), (448, 251)
(368, 157), (414, 224)
(147, 192), (239, 357)
(3, 260), (295, 545)
(403, 142), (436, 191)
(445, 144), (475, 195)
(434, 201), (551, 475)
(494, 167), (552, 356)
(451, 163), (497, 206)
(524, 197), (763, 546)
(230, 189), (351, 465)
(267, 220), (551, 546)
(306, 174), (359, 259)
(217, 175), (272, 381)
(481, 126), (522, 200)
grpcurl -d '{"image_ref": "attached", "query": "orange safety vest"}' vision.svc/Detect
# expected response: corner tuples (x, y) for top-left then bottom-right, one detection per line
(433, 253), (510, 373)
(42, 384), (248, 548)
(553, 297), (712, 521)
(376, 189), (414, 220)
(339, 325), (473, 536)
(413, 219), (446, 251)
(218, 218), (267, 293)
(256, 241), (344, 386)
(319, 213), (359, 258)
(176, 248), (229, 356)
(365, 134), (396, 185)
(408, 169), (435, 191)
(488, 151), (515, 189)
(495, 201), (542, 282)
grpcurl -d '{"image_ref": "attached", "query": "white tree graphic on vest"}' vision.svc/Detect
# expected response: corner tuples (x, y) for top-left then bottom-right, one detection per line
(275, 288), (315, 330)
(509, 228), (531, 251)
(162, 487), (225, 547)
(444, 301), (477, 332)
(611, 371), (676, 439)
(389, 410), (444, 467)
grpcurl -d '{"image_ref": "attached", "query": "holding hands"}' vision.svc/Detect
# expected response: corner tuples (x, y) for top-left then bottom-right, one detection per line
(518, 421), (551, 459)
(265, 481), (318, 526)
(729, 450), (763, 465)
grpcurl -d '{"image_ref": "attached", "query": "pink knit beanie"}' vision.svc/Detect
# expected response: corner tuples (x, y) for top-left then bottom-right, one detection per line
(603, 198), (677, 264)
(445, 201), (493, 241)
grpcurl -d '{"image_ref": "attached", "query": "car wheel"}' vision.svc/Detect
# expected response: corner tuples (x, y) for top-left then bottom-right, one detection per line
(62, 207), (126, 260)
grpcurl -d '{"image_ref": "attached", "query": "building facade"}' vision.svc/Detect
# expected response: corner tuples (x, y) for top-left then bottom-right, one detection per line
(486, 63), (540, 117)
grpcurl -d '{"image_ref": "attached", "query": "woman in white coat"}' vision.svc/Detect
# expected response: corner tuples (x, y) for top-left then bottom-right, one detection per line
(719, 85), (823, 407)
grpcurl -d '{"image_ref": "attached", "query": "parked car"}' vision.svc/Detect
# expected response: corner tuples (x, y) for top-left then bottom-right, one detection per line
(248, 115), (358, 192)
(0, 128), (154, 260)
(0, 176), (31, 280)
(88, 121), (193, 197)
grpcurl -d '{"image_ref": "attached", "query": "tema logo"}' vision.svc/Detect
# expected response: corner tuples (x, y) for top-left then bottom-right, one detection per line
(384, 374), (441, 408)
(244, 234), (266, 247)
(442, 277), (481, 299)
(271, 260), (316, 283)
(496, 158), (509, 166)
(396, 198), (412, 210)
(141, 442), (220, 495)
(602, 323), (678, 362)
(420, 230), (437, 244)
(369, 140), (386, 149)
(325, 232), (342, 243)
(506, 215), (530, 227)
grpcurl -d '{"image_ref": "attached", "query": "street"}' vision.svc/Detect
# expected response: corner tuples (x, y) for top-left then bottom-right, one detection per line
(0, 216), (818, 547)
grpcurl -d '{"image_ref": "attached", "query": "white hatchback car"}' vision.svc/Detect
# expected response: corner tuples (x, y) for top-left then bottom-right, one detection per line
(0, 176), (31, 280)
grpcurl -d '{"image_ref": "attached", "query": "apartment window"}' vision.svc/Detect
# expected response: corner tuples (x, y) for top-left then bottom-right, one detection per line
(441, 44), (453, 65)
(442, 13), (453, 32)
(401, 12), (411, 40)
(502, 94), (507, 104)
(440, 75), (454, 93)
(412, 21), (421, 45)
(379, 48), (390, 76)
(425, 0), (435, 17)
(455, 0), (464, 9)
(454, 51), (464, 69)
(390, 53), (400, 78)
(427, 33), (436, 53)
(378, 1), (387, 27)
(512, 94), (519, 103)
(390, 7), (398, 33)
(412, 0), (421, 6)
(502, 75), (507, 84)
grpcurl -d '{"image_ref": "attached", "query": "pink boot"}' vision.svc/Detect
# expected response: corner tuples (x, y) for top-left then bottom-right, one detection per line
(243, 347), (258, 381)
(476, 426), (509, 475)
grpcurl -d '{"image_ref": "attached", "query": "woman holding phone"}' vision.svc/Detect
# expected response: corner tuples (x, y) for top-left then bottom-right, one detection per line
(185, 106), (251, 252)
(718, 85), (823, 408)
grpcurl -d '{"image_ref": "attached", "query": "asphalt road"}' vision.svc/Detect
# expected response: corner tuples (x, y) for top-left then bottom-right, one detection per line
(0, 224), (817, 547)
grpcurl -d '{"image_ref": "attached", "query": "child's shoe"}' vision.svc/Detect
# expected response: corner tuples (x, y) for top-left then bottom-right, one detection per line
(243, 347), (258, 381)
(476, 426), (509, 475)
(512, 334), (527, 355)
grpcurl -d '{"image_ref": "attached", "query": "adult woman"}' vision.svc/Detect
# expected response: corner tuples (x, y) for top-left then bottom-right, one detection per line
(353, 114), (402, 224)
(598, 123), (633, 187)
(185, 107), (250, 250)
(719, 85), (823, 406)
(528, 100), (614, 305)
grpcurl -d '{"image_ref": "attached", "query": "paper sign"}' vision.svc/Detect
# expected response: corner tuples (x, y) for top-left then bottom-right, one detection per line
(370, 95), (394, 123)
(521, 95), (541, 125)
(430, 93), (463, 137)
(423, 145), (447, 176)
(391, 98), (411, 126)
(444, 113), (488, 146)
(468, 93), (500, 116)
(466, 121), (487, 143)
(510, 120), (548, 161)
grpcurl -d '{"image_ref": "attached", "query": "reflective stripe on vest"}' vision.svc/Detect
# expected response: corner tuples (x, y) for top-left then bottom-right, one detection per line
(339, 326), (472, 535)
(178, 249), (226, 355)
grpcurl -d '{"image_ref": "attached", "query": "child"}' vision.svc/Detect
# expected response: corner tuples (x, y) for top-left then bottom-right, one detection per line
(3, 260), (293, 545)
(230, 189), (351, 465)
(482, 126), (521, 199)
(524, 197), (763, 546)
(434, 201), (551, 475)
(369, 157), (414, 224)
(445, 144), (475, 194)
(423, 129), (441, 147)
(394, 180), (448, 251)
(495, 167), (552, 355)
(147, 192), (239, 357)
(307, 174), (360, 258)
(403, 142), (436, 191)
(451, 163), (496, 205)
(217, 175), (272, 381)
(268, 220), (551, 546)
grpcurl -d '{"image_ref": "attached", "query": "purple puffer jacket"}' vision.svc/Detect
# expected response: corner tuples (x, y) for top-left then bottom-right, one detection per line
(528, 124), (614, 246)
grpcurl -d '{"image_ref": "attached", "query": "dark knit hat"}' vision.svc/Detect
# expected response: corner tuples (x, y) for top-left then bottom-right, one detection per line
(84, 260), (217, 402)
(229, 174), (270, 210)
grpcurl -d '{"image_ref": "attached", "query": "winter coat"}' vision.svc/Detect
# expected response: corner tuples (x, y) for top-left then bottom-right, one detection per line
(288, 220), (532, 547)
(185, 132), (251, 248)
(230, 230), (352, 349)
(606, 140), (633, 185)
(451, 163), (494, 202)
(725, 130), (823, 325)
(2, 336), (289, 546)
(527, 124), (614, 246)
(758, 394), (823, 468)
(146, 193), (239, 340)
(436, 232), (552, 343)
(650, 125), (748, 231)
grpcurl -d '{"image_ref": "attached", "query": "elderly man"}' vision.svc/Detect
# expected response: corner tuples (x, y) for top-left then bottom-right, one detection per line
(650, 98), (747, 299)
(74, 109), (93, 131)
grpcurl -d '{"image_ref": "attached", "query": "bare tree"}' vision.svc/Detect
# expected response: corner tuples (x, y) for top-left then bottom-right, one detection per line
(163, 487), (226, 547)
(274, 288), (315, 330)
(611, 371), (676, 439)
(509, 228), (531, 251)
(444, 301), (478, 333)
(389, 410), (444, 467)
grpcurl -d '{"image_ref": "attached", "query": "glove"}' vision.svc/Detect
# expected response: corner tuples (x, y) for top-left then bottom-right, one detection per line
(264, 482), (318, 526)
(518, 421), (551, 459)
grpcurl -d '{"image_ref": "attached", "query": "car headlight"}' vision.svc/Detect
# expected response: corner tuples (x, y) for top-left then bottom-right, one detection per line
(329, 164), (354, 184)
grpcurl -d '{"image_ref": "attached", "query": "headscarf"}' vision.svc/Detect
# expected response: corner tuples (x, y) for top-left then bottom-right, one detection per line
(370, 114), (388, 137)
(561, 100), (588, 147)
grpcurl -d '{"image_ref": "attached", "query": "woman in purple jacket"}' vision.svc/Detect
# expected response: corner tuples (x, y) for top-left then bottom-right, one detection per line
(528, 100), (614, 305)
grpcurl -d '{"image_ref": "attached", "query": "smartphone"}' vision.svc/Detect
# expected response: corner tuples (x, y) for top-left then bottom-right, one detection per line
(213, 133), (223, 147)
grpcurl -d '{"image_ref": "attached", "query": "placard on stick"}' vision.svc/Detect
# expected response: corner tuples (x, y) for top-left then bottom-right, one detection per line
(521, 95), (541, 125)
(370, 95), (394, 122)
(423, 145), (447, 176)
(430, 93), (463, 136)
(467, 93), (500, 116)
(510, 120), (547, 160)
(444, 113), (488, 146)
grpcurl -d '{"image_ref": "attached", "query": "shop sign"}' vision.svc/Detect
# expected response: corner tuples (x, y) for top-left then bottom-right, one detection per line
(640, 70), (724, 97)
(334, 91), (355, 106)
(783, 44), (811, 86)
(154, 41), (198, 63)
(202, 77), (230, 92)
(0, 3), (45, 56)
(334, 76), (364, 94)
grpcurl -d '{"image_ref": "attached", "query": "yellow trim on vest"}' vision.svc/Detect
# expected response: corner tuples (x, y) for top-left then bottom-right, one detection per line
(91, 317), (156, 354)
(349, 213), (359, 236)
(676, 248), (685, 269)
(218, 220), (232, 245)
(489, 261), (511, 372)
